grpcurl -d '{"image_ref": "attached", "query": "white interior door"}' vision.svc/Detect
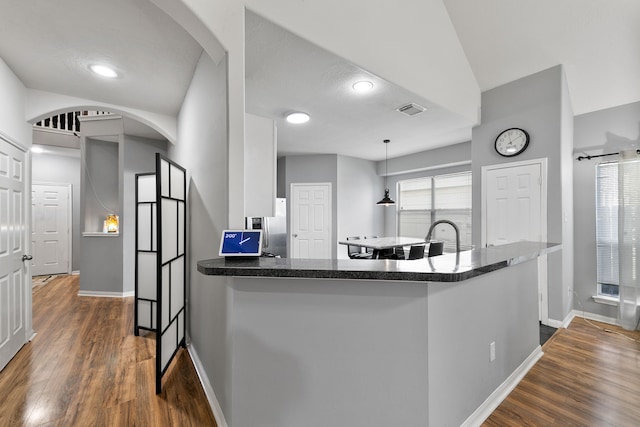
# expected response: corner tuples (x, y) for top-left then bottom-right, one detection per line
(0, 136), (29, 372)
(31, 183), (70, 276)
(484, 163), (543, 245)
(291, 183), (331, 259)
(483, 159), (548, 322)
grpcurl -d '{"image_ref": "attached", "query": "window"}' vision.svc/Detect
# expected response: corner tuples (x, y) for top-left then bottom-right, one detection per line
(595, 162), (619, 297)
(398, 171), (472, 251)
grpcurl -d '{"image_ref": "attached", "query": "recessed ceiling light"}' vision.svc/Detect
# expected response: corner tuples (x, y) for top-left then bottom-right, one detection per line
(352, 81), (374, 92)
(31, 146), (44, 153)
(286, 112), (310, 124)
(89, 64), (118, 78)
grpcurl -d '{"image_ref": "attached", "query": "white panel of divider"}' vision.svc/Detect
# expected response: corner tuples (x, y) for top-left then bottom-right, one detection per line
(156, 154), (186, 394)
(161, 198), (178, 264)
(135, 173), (158, 335)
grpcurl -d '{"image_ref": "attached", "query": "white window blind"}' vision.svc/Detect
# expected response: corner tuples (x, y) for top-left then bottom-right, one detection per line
(398, 171), (472, 251)
(595, 162), (619, 296)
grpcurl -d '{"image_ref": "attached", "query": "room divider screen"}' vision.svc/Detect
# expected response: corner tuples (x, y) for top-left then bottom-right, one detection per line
(155, 154), (186, 394)
(134, 155), (187, 394)
(135, 173), (157, 335)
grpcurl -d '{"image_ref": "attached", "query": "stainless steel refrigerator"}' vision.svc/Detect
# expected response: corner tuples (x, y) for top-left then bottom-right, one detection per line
(245, 198), (287, 257)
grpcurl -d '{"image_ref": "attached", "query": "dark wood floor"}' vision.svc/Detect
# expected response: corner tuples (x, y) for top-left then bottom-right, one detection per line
(484, 317), (640, 426)
(0, 275), (217, 427)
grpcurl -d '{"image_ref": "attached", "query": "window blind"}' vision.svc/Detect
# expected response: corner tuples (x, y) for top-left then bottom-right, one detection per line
(398, 172), (472, 250)
(595, 162), (619, 296)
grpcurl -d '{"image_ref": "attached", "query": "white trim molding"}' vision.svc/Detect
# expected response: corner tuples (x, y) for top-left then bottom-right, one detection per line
(188, 344), (228, 427)
(570, 310), (620, 327)
(592, 295), (619, 307)
(461, 346), (544, 427)
(77, 290), (134, 298)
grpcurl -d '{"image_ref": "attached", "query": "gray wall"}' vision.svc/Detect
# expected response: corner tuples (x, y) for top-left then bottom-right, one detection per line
(380, 142), (472, 237)
(573, 100), (640, 318)
(427, 259), (539, 426)
(336, 155), (384, 258)
(168, 52), (231, 419)
(381, 141), (471, 176)
(471, 65), (574, 323)
(80, 135), (122, 293)
(122, 135), (167, 293)
(283, 154), (339, 259)
(282, 154), (388, 259)
(31, 148), (81, 272)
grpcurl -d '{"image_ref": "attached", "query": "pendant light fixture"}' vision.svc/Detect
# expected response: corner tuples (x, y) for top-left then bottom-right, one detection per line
(377, 139), (395, 206)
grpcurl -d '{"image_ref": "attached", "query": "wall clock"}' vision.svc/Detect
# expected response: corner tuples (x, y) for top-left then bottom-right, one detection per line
(494, 128), (530, 157)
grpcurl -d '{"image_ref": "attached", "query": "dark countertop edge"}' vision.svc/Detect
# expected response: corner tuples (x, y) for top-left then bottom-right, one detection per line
(196, 260), (509, 283)
(196, 242), (561, 283)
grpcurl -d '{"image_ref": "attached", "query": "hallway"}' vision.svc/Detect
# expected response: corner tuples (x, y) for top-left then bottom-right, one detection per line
(0, 275), (217, 426)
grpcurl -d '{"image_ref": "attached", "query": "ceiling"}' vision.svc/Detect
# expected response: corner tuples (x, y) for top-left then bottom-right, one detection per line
(244, 11), (473, 160)
(0, 0), (202, 117)
(1, 1), (639, 159)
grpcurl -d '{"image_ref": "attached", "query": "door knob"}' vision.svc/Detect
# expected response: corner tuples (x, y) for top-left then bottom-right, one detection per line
(293, 234), (298, 238)
(22, 254), (33, 261)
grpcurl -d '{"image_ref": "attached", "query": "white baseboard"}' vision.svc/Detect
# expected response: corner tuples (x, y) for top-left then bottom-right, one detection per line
(571, 309), (620, 327)
(461, 346), (544, 427)
(546, 310), (575, 329)
(77, 290), (131, 298)
(188, 344), (228, 427)
(71, 270), (80, 275)
(545, 318), (564, 328)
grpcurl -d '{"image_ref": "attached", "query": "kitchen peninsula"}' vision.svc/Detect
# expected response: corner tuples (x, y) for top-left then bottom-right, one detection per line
(198, 242), (560, 427)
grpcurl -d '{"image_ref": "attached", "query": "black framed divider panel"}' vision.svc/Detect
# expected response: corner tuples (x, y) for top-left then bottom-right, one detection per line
(134, 173), (157, 335)
(155, 154), (186, 394)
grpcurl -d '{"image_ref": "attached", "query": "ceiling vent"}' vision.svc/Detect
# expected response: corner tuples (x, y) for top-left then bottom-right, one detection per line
(396, 103), (427, 117)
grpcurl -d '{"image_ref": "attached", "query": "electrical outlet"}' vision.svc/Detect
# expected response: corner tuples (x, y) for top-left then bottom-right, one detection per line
(490, 341), (496, 362)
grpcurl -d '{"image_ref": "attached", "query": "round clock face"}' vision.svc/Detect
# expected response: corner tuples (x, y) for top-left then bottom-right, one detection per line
(494, 128), (530, 157)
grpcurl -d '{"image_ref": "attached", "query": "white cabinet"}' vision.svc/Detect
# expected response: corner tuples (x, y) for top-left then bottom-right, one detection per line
(245, 113), (277, 217)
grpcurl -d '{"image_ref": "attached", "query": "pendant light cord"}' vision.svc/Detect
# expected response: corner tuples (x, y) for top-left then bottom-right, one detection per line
(384, 139), (389, 189)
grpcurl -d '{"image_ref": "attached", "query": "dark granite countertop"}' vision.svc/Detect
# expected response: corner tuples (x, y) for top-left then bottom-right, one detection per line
(197, 241), (561, 283)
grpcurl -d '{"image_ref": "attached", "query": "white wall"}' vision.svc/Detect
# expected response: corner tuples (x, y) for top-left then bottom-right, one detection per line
(0, 57), (31, 146)
(169, 52), (231, 419)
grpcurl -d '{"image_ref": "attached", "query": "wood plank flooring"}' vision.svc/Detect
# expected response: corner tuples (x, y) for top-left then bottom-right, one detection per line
(0, 275), (217, 427)
(484, 317), (640, 427)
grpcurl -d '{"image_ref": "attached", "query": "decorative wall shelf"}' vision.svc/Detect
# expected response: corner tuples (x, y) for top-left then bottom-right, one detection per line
(82, 232), (119, 237)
